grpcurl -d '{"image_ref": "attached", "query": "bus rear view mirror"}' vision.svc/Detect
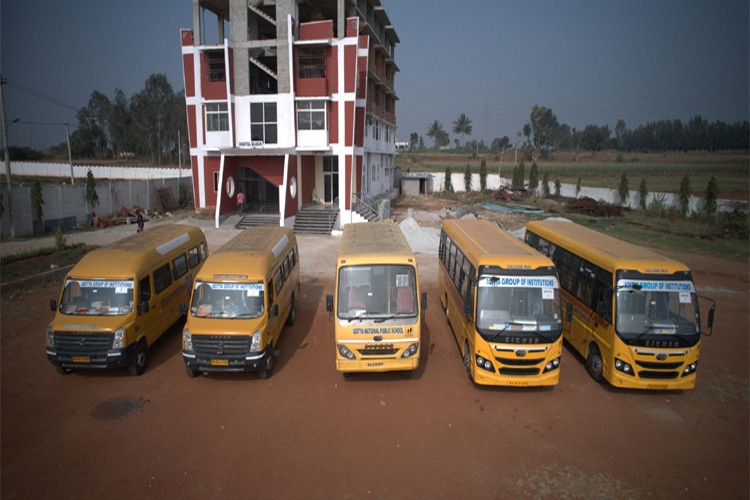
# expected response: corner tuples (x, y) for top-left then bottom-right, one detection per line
(138, 301), (150, 315)
(50, 299), (57, 312)
(698, 295), (716, 336)
(180, 303), (188, 316)
(421, 292), (427, 311)
(325, 294), (333, 313)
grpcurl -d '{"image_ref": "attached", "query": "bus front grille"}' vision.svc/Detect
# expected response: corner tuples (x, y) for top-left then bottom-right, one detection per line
(495, 357), (543, 366)
(635, 360), (683, 370)
(358, 346), (398, 356)
(54, 331), (112, 355)
(499, 367), (541, 376)
(193, 335), (251, 356)
(638, 370), (679, 379)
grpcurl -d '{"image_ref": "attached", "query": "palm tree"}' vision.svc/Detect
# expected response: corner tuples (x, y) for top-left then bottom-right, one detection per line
(452, 113), (473, 147)
(426, 120), (445, 149)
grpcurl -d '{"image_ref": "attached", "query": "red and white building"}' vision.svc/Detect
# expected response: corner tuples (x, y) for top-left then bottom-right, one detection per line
(180, 0), (399, 229)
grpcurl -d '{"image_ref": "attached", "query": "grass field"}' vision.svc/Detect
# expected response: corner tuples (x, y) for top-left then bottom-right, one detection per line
(397, 150), (749, 199)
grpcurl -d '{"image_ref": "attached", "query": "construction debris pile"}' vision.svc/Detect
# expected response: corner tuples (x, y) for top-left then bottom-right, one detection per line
(566, 197), (625, 217)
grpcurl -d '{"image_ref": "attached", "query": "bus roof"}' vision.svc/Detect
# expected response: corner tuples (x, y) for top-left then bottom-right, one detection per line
(442, 219), (554, 270)
(68, 224), (205, 279)
(338, 222), (415, 266)
(198, 227), (296, 280)
(525, 219), (690, 273)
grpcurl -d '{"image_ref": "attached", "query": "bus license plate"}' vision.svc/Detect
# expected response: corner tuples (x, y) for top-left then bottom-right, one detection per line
(211, 359), (229, 367)
(72, 356), (90, 363)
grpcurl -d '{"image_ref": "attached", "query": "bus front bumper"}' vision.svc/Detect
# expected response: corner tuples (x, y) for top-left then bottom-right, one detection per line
(336, 356), (419, 374)
(46, 344), (137, 371)
(182, 349), (270, 373)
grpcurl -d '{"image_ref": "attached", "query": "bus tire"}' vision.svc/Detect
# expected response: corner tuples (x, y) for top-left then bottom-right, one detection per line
(286, 302), (296, 326)
(185, 364), (200, 378)
(128, 339), (148, 376)
(259, 351), (274, 379)
(587, 343), (604, 383)
(463, 341), (473, 381)
(400, 370), (413, 379)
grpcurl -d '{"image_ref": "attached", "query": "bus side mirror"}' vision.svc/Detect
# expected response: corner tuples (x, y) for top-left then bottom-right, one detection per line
(138, 301), (150, 315)
(271, 304), (279, 318)
(50, 299), (57, 312)
(421, 292), (427, 311)
(699, 296), (716, 336)
(326, 294), (333, 313)
(180, 303), (188, 315)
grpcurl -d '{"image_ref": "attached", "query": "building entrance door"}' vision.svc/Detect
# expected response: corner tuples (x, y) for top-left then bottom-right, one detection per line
(323, 156), (339, 204)
(239, 167), (279, 213)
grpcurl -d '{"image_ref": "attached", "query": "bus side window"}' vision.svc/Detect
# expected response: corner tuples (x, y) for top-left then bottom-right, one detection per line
(139, 276), (152, 311)
(267, 279), (275, 307)
(153, 264), (173, 295)
(199, 242), (208, 261)
(187, 246), (200, 268)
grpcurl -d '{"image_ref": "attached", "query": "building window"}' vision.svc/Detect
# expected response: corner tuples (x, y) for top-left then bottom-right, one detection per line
(298, 47), (326, 78)
(206, 103), (229, 131)
(250, 102), (277, 144)
(297, 101), (326, 130)
(206, 51), (226, 82)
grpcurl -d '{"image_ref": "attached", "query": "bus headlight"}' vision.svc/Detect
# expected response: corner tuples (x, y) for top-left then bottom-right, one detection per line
(475, 355), (495, 372)
(401, 343), (419, 358)
(46, 326), (55, 348)
(614, 358), (634, 376)
(251, 330), (262, 352)
(543, 357), (561, 373)
(337, 344), (356, 360)
(682, 361), (698, 376)
(183, 328), (193, 351)
(113, 328), (125, 350)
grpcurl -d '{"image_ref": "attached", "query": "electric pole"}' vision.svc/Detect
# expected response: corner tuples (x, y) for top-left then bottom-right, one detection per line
(0, 74), (15, 238)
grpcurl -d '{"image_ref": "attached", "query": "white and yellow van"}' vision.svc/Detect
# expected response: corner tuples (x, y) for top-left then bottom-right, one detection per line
(181, 227), (300, 378)
(47, 224), (208, 375)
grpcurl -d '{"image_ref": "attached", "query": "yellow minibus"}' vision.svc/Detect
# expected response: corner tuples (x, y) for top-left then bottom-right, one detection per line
(182, 227), (300, 378)
(47, 224), (208, 375)
(326, 222), (426, 377)
(439, 219), (563, 386)
(525, 219), (715, 390)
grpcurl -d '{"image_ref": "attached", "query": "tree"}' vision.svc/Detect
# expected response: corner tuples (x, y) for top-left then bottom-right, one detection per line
(542, 172), (550, 197)
(85, 169), (100, 217)
(463, 164), (472, 192)
(528, 105), (560, 158)
(528, 161), (539, 193)
(581, 124), (611, 154)
(639, 178), (648, 209)
(452, 113), (473, 147)
(32, 180), (44, 222)
(109, 88), (131, 158)
(679, 175), (691, 217)
(704, 176), (719, 218)
(444, 166), (454, 193)
(554, 178), (561, 197)
(130, 73), (175, 163)
(576, 177), (582, 198)
(618, 172), (630, 206)
(409, 132), (419, 150)
(615, 118), (627, 150)
(479, 159), (487, 192)
(427, 120), (449, 149)
(73, 90), (112, 158)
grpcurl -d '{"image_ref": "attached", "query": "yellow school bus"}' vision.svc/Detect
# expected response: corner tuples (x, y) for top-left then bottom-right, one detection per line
(326, 222), (426, 377)
(182, 227), (300, 378)
(47, 224), (208, 375)
(525, 219), (715, 390)
(439, 219), (563, 386)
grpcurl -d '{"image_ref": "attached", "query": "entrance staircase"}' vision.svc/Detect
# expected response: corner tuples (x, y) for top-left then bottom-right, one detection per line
(235, 203), (280, 229)
(293, 204), (338, 234)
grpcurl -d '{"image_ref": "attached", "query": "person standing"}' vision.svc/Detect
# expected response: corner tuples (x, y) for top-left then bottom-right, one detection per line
(237, 190), (246, 216)
(136, 209), (144, 233)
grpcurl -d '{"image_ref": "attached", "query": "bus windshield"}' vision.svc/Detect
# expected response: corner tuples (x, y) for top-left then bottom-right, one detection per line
(616, 278), (699, 337)
(190, 281), (265, 319)
(337, 264), (417, 319)
(475, 275), (561, 339)
(59, 279), (134, 316)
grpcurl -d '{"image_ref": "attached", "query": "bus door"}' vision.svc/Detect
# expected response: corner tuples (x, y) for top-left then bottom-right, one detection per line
(135, 274), (164, 345)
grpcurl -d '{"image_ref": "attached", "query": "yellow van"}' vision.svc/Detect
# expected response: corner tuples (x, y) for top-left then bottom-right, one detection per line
(47, 224), (208, 375)
(181, 227), (300, 378)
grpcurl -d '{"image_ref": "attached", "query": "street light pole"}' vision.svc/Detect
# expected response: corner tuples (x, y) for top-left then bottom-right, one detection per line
(65, 119), (74, 185)
(0, 74), (15, 238)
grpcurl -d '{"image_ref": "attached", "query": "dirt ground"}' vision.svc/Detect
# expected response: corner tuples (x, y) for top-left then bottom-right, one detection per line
(1, 201), (748, 499)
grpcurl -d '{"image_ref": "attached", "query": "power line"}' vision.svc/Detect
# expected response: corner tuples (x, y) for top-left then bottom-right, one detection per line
(4, 78), (79, 112)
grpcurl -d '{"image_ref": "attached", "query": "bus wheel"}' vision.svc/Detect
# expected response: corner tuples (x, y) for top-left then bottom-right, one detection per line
(185, 364), (200, 378)
(400, 370), (413, 379)
(259, 352), (274, 379)
(587, 343), (604, 383)
(463, 342), (472, 380)
(128, 339), (148, 376)
(55, 365), (73, 375)
(286, 303), (296, 326)
(443, 295), (448, 316)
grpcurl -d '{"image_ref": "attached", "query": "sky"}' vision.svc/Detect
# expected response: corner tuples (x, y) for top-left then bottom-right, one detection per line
(2, 0), (748, 149)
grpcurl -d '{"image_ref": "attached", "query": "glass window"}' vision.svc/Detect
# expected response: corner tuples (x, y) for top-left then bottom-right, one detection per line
(187, 247), (200, 268)
(153, 264), (173, 295)
(206, 103), (229, 132)
(190, 281), (264, 319)
(250, 102), (278, 144)
(298, 47), (326, 78)
(297, 101), (326, 130)
(173, 254), (188, 280)
(58, 279), (134, 316)
(336, 265), (417, 319)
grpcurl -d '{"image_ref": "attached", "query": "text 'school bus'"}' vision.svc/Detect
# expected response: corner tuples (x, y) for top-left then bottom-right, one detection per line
(181, 227), (300, 378)
(439, 219), (563, 387)
(326, 223), (426, 377)
(525, 219), (715, 390)
(47, 224), (208, 375)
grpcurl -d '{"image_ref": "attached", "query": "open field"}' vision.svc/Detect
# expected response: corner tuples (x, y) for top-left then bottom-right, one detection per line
(397, 150), (749, 200)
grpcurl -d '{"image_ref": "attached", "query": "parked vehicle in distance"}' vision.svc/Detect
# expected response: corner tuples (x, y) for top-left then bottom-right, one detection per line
(439, 219), (563, 386)
(525, 219), (715, 389)
(47, 224), (208, 375)
(182, 227), (300, 378)
(326, 222), (426, 378)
